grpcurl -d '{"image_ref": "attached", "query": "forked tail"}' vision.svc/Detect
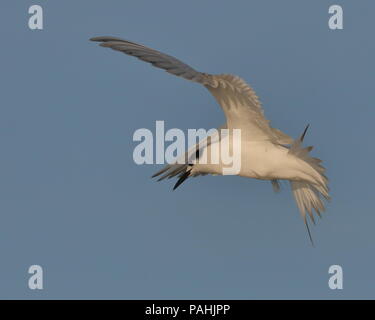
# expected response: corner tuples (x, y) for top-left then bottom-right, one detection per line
(288, 125), (330, 245)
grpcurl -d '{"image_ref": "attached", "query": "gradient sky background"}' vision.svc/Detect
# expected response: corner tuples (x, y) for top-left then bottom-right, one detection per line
(0, 0), (374, 299)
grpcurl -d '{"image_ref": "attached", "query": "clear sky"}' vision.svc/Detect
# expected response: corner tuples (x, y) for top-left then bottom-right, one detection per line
(0, 0), (374, 299)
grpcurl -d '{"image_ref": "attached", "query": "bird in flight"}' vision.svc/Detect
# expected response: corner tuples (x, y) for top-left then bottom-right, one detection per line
(90, 36), (330, 244)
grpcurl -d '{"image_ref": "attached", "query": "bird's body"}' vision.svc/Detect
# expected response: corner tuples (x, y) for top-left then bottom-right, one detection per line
(91, 36), (330, 243)
(191, 137), (286, 179)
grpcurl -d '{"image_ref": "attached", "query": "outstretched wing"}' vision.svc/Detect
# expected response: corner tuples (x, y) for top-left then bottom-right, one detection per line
(90, 36), (292, 144)
(90, 36), (216, 86)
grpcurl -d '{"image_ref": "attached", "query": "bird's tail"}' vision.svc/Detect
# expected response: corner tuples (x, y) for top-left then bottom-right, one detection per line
(288, 125), (330, 245)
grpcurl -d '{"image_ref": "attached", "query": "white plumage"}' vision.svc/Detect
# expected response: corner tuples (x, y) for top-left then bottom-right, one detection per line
(91, 36), (330, 244)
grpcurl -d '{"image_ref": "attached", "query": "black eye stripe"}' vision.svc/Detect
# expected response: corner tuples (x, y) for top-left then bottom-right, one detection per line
(195, 148), (200, 160)
(188, 148), (200, 166)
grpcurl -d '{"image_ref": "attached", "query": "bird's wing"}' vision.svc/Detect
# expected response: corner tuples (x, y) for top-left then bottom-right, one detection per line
(90, 36), (292, 144)
(90, 36), (217, 86)
(205, 74), (292, 143)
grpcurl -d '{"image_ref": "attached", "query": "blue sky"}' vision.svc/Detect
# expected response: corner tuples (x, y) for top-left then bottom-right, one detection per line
(0, 0), (374, 299)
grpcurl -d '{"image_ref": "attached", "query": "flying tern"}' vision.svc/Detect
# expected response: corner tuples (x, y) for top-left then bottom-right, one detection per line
(90, 36), (330, 244)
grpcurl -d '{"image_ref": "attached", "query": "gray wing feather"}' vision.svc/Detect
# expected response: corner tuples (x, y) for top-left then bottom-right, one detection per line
(91, 36), (292, 144)
(90, 36), (217, 86)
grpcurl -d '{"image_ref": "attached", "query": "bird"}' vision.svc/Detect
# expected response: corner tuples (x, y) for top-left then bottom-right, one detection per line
(90, 36), (330, 245)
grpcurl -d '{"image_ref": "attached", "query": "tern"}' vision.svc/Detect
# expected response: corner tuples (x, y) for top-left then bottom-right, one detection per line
(90, 36), (330, 244)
